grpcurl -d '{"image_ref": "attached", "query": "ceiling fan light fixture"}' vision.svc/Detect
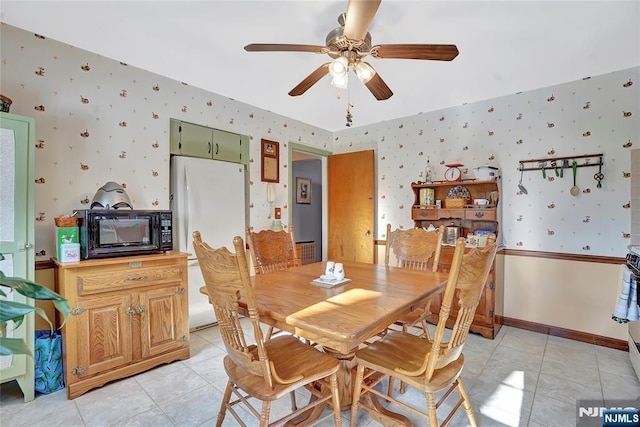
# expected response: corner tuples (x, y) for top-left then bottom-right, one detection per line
(354, 61), (376, 84)
(329, 56), (349, 78)
(331, 74), (348, 89)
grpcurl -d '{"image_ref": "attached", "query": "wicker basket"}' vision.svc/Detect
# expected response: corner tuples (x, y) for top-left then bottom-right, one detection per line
(54, 215), (78, 227)
(444, 198), (466, 208)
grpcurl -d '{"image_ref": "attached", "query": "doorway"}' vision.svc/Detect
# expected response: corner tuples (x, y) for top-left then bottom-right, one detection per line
(290, 143), (330, 262)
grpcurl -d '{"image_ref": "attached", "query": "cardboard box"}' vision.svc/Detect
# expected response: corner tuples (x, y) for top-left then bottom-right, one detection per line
(55, 227), (78, 259)
(59, 243), (80, 263)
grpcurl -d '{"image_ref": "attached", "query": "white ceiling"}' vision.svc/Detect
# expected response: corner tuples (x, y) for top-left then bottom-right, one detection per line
(1, 1), (639, 132)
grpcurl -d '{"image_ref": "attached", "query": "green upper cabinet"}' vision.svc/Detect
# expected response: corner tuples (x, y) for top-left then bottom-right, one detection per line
(170, 119), (247, 164)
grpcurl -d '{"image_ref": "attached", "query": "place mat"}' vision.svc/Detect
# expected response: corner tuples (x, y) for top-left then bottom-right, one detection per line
(310, 278), (352, 288)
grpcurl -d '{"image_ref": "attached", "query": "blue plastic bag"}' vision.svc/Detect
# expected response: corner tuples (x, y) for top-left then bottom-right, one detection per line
(34, 330), (64, 394)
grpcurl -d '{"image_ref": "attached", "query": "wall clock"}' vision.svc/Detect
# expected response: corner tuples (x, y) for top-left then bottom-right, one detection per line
(444, 163), (463, 182)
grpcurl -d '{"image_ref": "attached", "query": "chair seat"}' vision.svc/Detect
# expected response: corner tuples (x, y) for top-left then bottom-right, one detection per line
(356, 330), (464, 393)
(224, 335), (340, 402)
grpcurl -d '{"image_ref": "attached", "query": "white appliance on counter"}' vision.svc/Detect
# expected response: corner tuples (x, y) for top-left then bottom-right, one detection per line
(170, 156), (246, 330)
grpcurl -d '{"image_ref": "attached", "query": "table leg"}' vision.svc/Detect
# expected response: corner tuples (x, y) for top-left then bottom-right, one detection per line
(322, 346), (358, 410)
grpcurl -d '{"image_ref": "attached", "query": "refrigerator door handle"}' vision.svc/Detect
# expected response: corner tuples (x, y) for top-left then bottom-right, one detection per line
(184, 164), (191, 252)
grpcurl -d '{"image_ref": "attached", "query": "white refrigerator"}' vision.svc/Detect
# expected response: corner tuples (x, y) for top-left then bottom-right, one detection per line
(170, 156), (246, 330)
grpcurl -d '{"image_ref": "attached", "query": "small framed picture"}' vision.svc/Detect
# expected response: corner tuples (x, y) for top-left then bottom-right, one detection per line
(296, 177), (311, 204)
(261, 139), (279, 183)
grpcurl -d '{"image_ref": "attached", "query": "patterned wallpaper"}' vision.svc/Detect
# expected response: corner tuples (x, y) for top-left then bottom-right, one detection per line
(0, 23), (333, 259)
(335, 66), (639, 257)
(1, 23), (638, 259)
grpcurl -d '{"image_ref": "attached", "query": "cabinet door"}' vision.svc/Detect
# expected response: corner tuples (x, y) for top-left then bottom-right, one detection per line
(75, 294), (133, 379)
(139, 285), (188, 358)
(212, 129), (243, 163)
(0, 113), (35, 401)
(171, 120), (213, 158)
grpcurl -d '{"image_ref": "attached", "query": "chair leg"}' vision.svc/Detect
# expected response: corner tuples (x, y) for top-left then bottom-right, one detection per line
(289, 391), (297, 411)
(216, 380), (234, 427)
(260, 400), (271, 427)
(457, 378), (478, 427)
(265, 325), (274, 340)
(420, 319), (432, 340)
(386, 377), (395, 399)
(329, 373), (343, 426)
(426, 392), (438, 427)
(350, 365), (366, 427)
(395, 324), (409, 395)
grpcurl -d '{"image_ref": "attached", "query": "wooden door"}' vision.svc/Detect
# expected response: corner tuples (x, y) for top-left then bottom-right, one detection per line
(328, 150), (375, 263)
(139, 285), (188, 358)
(75, 294), (133, 379)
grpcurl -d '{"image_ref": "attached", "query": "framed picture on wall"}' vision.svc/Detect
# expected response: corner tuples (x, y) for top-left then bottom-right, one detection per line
(261, 139), (279, 183)
(296, 177), (311, 204)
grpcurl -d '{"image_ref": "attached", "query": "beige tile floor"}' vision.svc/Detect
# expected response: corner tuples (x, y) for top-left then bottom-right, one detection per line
(1, 324), (638, 426)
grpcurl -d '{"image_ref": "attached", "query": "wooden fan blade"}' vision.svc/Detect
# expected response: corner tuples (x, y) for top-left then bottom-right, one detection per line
(372, 44), (459, 61)
(244, 43), (326, 53)
(289, 63), (330, 97)
(363, 71), (393, 100)
(343, 0), (381, 40)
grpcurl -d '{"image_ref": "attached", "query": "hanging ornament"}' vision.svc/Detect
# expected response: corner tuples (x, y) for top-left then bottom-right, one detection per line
(345, 102), (353, 127)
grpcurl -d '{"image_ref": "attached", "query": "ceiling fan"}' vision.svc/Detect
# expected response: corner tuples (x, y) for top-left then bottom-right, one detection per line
(244, 0), (459, 101)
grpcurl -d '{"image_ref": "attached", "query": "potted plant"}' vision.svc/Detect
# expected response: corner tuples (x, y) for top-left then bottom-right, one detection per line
(0, 254), (69, 356)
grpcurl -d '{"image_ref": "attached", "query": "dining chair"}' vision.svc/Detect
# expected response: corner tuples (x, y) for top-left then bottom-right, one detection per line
(384, 223), (444, 337)
(384, 223), (445, 395)
(246, 225), (300, 340)
(246, 225), (300, 275)
(350, 235), (497, 427)
(192, 231), (342, 427)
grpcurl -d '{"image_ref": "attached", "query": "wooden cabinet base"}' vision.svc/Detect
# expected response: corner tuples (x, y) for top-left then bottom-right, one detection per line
(66, 347), (190, 399)
(54, 252), (191, 399)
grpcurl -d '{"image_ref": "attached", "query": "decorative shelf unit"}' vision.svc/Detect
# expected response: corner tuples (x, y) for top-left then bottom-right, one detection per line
(411, 180), (502, 338)
(411, 180), (501, 240)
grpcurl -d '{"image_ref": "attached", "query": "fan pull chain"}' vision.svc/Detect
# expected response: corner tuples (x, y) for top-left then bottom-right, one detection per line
(345, 86), (353, 127)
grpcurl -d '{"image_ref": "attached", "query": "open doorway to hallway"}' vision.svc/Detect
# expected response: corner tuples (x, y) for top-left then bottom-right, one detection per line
(291, 147), (327, 263)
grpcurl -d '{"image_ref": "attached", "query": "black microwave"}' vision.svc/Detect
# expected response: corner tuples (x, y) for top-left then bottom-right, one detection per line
(77, 209), (173, 259)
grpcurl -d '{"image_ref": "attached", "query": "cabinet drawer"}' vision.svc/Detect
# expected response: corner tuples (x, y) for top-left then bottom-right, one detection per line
(77, 265), (183, 295)
(411, 208), (438, 220)
(464, 209), (496, 221)
(437, 209), (465, 219)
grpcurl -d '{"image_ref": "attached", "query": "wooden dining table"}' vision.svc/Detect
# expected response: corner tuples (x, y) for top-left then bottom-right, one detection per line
(235, 261), (448, 413)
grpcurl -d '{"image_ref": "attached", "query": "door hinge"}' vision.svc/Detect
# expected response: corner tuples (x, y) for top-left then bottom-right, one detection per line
(489, 282), (495, 290)
(178, 335), (188, 343)
(176, 288), (187, 295)
(70, 307), (87, 315)
(489, 310), (494, 318)
(71, 366), (87, 375)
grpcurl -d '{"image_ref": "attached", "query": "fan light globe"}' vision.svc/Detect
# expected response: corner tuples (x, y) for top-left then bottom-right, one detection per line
(329, 56), (349, 78)
(331, 74), (348, 89)
(354, 62), (376, 84)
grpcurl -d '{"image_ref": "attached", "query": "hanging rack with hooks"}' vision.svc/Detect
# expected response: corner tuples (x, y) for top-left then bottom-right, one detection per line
(518, 153), (603, 172)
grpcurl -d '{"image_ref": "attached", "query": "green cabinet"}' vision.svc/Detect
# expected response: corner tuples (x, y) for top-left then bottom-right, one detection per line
(0, 112), (36, 401)
(170, 119), (247, 164)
